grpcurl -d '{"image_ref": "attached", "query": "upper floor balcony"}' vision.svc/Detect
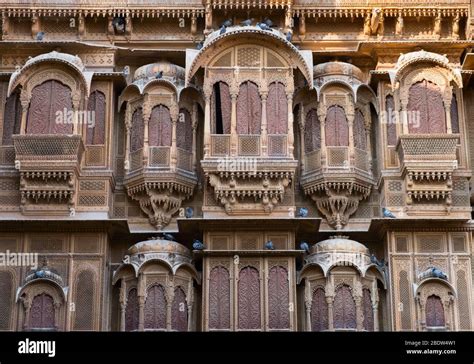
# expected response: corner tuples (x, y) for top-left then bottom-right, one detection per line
(120, 61), (198, 229)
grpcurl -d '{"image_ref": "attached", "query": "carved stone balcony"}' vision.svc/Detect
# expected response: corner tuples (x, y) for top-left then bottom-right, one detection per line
(124, 146), (197, 230)
(12, 134), (84, 215)
(300, 147), (374, 230)
(396, 134), (459, 208)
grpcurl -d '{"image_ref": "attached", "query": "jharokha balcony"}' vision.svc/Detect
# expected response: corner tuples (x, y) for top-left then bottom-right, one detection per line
(121, 61), (198, 230)
(13, 134), (85, 215)
(299, 62), (376, 230)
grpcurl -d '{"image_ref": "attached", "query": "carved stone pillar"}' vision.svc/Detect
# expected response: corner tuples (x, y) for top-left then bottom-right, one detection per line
(318, 104), (327, 167)
(203, 92), (211, 157)
(2, 12), (10, 37)
(444, 95), (452, 133)
(192, 103), (198, 172)
(230, 91), (238, 157)
(19, 90), (30, 134)
(138, 295), (145, 331)
(31, 14), (40, 39)
(347, 111), (355, 166)
(54, 302), (61, 330)
(418, 297), (427, 331)
(204, 1), (213, 34)
(191, 16), (197, 36)
(120, 303), (126, 332)
(22, 300), (31, 330)
(260, 91), (268, 157)
(326, 297), (334, 331)
(401, 101), (409, 134)
(124, 105), (132, 171)
(287, 93), (294, 156)
(299, 104), (306, 172)
(142, 101), (151, 166)
(299, 15), (306, 41)
(170, 107), (178, 171)
(166, 283), (175, 330)
(366, 125), (373, 172)
(373, 303), (379, 331)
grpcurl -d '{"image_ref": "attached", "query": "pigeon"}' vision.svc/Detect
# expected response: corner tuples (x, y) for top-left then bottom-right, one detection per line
(264, 240), (275, 250)
(371, 254), (386, 268)
(112, 17), (125, 33)
(297, 207), (308, 217)
(431, 267), (448, 280)
(196, 41), (204, 50)
(382, 207), (396, 218)
(185, 207), (194, 218)
(221, 19), (233, 28)
(161, 233), (175, 241)
(240, 18), (254, 27)
(300, 241), (310, 253)
(257, 23), (272, 31)
(219, 25), (226, 35)
(263, 17), (274, 27)
(193, 239), (206, 250)
(286, 31), (292, 42)
(122, 66), (130, 77)
(155, 70), (163, 79)
(36, 31), (45, 41)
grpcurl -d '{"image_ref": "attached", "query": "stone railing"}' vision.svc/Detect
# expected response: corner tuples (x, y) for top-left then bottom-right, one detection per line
(397, 134), (459, 162)
(177, 148), (193, 171)
(210, 134), (290, 158)
(149, 146), (170, 167)
(13, 134), (84, 162)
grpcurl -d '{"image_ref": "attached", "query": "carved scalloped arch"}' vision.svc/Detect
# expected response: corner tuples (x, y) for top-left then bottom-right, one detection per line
(186, 28), (313, 87)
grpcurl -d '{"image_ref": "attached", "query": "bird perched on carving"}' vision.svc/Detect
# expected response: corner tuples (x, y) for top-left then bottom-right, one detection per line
(382, 207), (396, 218)
(36, 31), (45, 41)
(155, 70), (163, 79)
(257, 23), (272, 32)
(300, 241), (310, 253)
(185, 207), (194, 218)
(221, 19), (233, 28)
(122, 66), (130, 77)
(196, 41), (204, 50)
(370, 254), (386, 268)
(219, 25), (226, 35)
(263, 17), (274, 28)
(285, 31), (292, 42)
(112, 17), (126, 34)
(193, 239), (206, 250)
(264, 240), (275, 250)
(240, 18), (254, 27)
(161, 233), (176, 241)
(297, 207), (308, 218)
(431, 267), (448, 280)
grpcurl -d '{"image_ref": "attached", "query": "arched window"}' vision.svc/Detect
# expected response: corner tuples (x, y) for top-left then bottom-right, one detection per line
(177, 108), (193, 151)
(171, 287), (188, 331)
(325, 106), (349, 146)
(209, 266), (231, 330)
(238, 266), (261, 330)
(125, 288), (138, 331)
(211, 82), (231, 134)
(407, 80), (446, 134)
(29, 293), (55, 330)
(268, 266), (290, 330)
(333, 284), (356, 329)
(385, 95), (397, 146)
(148, 105), (171, 147)
(267, 82), (287, 134)
(311, 287), (328, 332)
(362, 288), (374, 331)
(86, 90), (106, 145)
(425, 295), (445, 328)
(304, 108), (320, 153)
(144, 284), (167, 330)
(354, 109), (367, 150)
(451, 94), (460, 134)
(2, 92), (21, 145)
(26, 80), (73, 135)
(237, 81), (261, 135)
(130, 108), (144, 152)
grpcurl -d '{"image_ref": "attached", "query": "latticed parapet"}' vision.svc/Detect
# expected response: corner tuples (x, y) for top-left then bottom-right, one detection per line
(202, 160), (297, 214)
(12, 134), (84, 215)
(124, 172), (197, 230)
(396, 134), (459, 209)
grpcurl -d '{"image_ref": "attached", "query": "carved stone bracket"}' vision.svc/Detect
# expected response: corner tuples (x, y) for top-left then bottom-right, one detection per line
(126, 178), (195, 230)
(304, 181), (371, 230)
